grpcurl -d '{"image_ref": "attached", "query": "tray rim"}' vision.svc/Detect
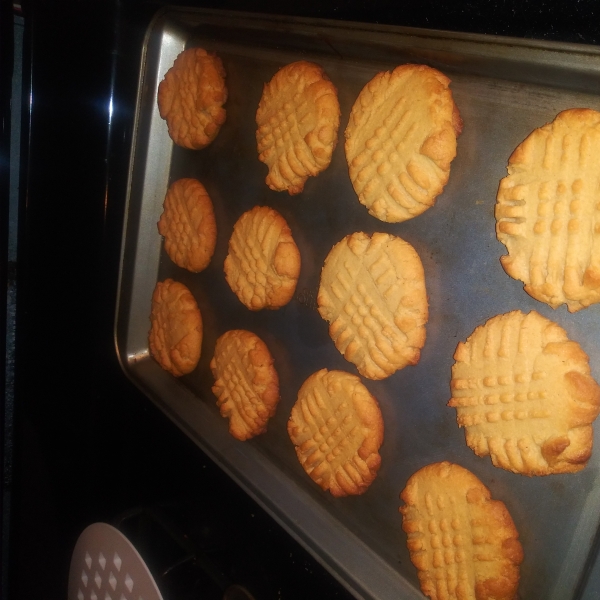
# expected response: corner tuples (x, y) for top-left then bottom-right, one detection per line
(161, 5), (600, 57)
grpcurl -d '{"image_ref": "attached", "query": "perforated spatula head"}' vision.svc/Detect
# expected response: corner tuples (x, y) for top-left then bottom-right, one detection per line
(68, 522), (163, 600)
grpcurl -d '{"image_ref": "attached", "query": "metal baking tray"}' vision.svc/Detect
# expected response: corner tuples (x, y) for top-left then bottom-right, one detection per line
(115, 7), (600, 599)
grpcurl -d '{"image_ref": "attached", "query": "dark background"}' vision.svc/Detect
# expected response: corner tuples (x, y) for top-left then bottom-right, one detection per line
(3, 1), (600, 599)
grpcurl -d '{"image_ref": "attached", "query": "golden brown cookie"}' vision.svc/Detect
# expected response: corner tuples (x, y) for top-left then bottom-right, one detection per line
(317, 232), (428, 380)
(148, 279), (202, 377)
(210, 329), (280, 441)
(224, 206), (301, 310)
(496, 108), (600, 312)
(448, 310), (600, 475)
(157, 47), (227, 150)
(345, 64), (462, 223)
(400, 461), (523, 600)
(157, 178), (217, 273)
(256, 61), (340, 195)
(287, 368), (384, 497)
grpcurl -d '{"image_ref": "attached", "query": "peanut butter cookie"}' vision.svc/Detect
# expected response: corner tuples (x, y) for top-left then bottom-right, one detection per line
(496, 108), (600, 312)
(400, 461), (523, 600)
(158, 47), (227, 149)
(211, 329), (280, 441)
(148, 279), (202, 377)
(318, 232), (428, 380)
(345, 64), (462, 223)
(288, 368), (384, 497)
(224, 206), (301, 310)
(256, 61), (340, 194)
(449, 310), (600, 475)
(158, 178), (217, 273)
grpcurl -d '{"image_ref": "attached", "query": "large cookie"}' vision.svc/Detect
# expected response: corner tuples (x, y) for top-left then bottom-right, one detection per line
(317, 232), (428, 380)
(345, 63), (462, 223)
(256, 61), (340, 195)
(224, 206), (301, 310)
(210, 330), (280, 441)
(496, 108), (600, 312)
(400, 461), (523, 600)
(287, 368), (384, 497)
(448, 310), (600, 475)
(148, 279), (202, 377)
(158, 178), (217, 273)
(157, 47), (227, 150)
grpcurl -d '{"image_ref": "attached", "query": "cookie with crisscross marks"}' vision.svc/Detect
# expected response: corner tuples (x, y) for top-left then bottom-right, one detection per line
(158, 47), (227, 150)
(210, 329), (280, 441)
(317, 232), (428, 380)
(287, 369), (384, 497)
(158, 178), (217, 272)
(256, 61), (340, 195)
(496, 109), (600, 312)
(224, 206), (301, 310)
(148, 279), (203, 377)
(448, 310), (600, 475)
(345, 64), (462, 223)
(400, 461), (523, 600)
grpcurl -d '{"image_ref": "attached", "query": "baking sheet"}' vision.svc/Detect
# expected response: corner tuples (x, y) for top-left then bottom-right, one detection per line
(115, 7), (600, 599)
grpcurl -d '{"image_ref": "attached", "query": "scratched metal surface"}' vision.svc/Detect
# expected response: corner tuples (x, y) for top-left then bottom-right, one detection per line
(115, 8), (600, 599)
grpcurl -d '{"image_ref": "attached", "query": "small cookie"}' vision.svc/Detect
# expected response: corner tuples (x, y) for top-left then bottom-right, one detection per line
(287, 369), (384, 497)
(148, 279), (202, 377)
(345, 64), (462, 223)
(317, 232), (428, 380)
(158, 178), (217, 273)
(157, 47), (227, 150)
(224, 206), (301, 310)
(256, 61), (340, 195)
(496, 108), (600, 312)
(400, 461), (523, 600)
(448, 310), (600, 475)
(210, 329), (280, 441)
